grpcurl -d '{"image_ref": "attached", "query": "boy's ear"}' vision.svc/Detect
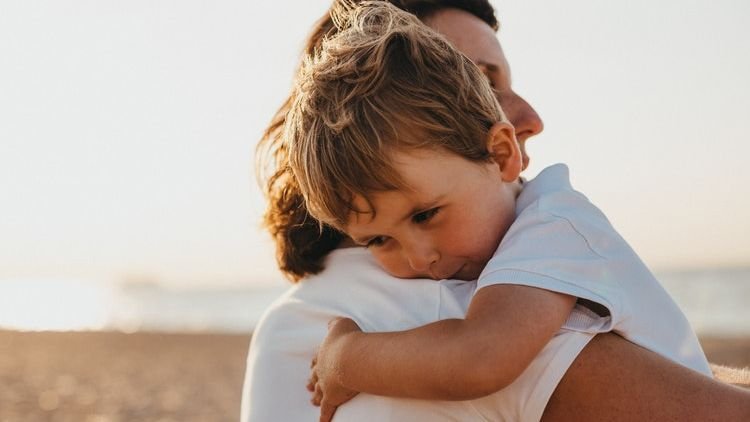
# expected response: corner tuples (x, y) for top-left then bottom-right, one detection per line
(486, 122), (522, 182)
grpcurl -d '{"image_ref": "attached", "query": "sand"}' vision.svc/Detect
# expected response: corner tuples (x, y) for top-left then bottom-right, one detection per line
(0, 331), (250, 422)
(0, 330), (747, 422)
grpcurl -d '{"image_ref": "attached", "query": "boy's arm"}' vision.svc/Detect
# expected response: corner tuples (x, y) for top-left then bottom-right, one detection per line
(313, 284), (575, 402)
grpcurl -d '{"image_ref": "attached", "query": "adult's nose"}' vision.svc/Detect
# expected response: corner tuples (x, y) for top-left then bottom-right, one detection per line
(503, 91), (544, 143)
(502, 91), (543, 170)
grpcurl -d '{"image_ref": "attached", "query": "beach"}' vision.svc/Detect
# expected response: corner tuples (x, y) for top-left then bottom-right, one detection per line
(0, 331), (249, 422)
(1, 330), (748, 422)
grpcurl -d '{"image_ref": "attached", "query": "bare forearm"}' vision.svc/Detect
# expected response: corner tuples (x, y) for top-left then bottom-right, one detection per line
(336, 285), (574, 400)
(543, 333), (750, 421)
(337, 318), (512, 400)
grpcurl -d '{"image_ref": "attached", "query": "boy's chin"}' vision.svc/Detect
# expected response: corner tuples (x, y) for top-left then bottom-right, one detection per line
(437, 262), (482, 281)
(450, 264), (481, 281)
(383, 262), (483, 281)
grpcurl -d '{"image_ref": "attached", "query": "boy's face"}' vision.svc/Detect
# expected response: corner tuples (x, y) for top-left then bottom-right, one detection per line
(345, 147), (520, 281)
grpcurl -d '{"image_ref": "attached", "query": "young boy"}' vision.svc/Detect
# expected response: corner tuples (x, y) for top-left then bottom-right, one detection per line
(285, 2), (712, 420)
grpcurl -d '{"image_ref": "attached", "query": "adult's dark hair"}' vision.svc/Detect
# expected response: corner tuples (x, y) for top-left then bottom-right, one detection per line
(257, 0), (499, 281)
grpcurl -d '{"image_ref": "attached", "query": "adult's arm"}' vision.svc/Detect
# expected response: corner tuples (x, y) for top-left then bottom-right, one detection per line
(542, 333), (750, 421)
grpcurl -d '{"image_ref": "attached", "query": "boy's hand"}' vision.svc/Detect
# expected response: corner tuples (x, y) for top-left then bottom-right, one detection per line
(307, 317), (362, 422)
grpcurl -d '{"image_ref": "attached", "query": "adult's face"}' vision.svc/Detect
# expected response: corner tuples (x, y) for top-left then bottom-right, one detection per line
(424, 8), (543, 170)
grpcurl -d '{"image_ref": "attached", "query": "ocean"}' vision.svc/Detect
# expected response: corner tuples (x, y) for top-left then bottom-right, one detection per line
(1, 267), (748, 335)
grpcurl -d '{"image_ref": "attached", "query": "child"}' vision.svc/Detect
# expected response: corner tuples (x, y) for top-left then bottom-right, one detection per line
(285, 2), (712, 419)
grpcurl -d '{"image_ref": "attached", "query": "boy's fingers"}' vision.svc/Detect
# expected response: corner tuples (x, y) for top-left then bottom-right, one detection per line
(319, 402), (338, 422)
(312, 384), (323, 406)
(307, 369), (319, 392)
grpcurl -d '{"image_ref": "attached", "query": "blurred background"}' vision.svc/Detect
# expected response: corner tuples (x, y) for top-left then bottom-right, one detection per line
(1, 0), (748, 420)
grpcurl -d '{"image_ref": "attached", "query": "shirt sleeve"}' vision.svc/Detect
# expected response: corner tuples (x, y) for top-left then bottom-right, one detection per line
(477, 194), (625, 332)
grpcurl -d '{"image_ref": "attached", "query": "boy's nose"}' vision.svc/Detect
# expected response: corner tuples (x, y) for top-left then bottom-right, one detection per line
(404, 245), (439, 278)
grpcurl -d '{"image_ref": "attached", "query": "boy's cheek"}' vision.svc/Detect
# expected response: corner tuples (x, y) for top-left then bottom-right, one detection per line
(447, 235), (497, 269)
(372, 252), (421, 279)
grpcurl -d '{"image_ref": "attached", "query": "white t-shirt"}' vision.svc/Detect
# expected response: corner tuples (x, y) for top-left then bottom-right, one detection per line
(241, 247), (594, 421)
(478, 163), (711, 375)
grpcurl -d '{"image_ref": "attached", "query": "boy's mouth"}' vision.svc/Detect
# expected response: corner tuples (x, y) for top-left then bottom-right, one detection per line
(429, 266), (460, 281)
(450, 262), (488, 281)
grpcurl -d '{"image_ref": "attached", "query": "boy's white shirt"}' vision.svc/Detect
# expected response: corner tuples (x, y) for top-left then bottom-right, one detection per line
(241, 247), (594, 422)
(478, 163), (712, 375)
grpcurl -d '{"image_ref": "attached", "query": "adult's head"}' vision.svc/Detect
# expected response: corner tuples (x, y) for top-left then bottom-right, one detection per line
(259, 0), (542, 281)
(422, 7), (542, 169)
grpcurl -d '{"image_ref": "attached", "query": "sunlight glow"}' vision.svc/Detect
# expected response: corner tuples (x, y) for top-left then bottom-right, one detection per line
(0, 278), (115, 331)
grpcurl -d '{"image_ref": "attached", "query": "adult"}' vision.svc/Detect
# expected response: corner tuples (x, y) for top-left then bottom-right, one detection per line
(242, 1), (750, 421)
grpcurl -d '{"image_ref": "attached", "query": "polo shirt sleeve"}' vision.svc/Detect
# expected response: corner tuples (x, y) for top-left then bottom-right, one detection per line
(477, 191), (626, 332)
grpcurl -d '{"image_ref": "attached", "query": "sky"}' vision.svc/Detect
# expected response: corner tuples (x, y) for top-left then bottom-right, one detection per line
(1, 0), (749, 287)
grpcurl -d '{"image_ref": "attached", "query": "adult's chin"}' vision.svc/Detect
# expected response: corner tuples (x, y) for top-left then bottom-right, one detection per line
(520, 143), (530, 170)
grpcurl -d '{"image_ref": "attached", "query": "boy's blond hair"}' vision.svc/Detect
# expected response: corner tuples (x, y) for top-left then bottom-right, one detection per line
(286, 0), (506, 230)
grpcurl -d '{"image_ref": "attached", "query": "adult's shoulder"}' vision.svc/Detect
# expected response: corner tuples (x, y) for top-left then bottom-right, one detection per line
(241, 250), (373, 422)
(241, 248), (446, 421)
(255, 247), (448, 333)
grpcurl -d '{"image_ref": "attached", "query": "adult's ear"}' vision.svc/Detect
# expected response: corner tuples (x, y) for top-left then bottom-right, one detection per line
(486, 121), (522, 182)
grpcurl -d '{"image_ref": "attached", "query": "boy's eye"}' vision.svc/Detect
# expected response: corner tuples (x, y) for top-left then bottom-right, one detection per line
(412, 207), (439, 224)
(366, 236), (388, 248)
